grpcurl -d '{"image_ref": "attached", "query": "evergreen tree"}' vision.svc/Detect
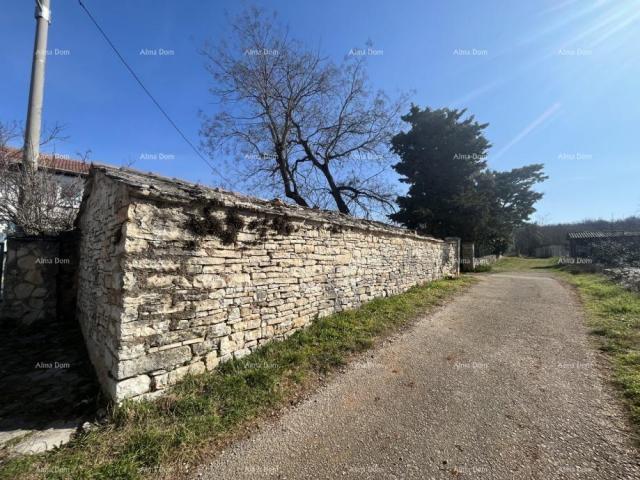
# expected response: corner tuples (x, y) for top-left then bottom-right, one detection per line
(390, 106), (547, 253)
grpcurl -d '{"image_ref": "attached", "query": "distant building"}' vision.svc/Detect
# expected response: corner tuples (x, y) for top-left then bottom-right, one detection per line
(567, 231), (640, 258)
(1, 146), (91, 176)
(0, 147), (91, 235)
(533, 244), (568, 258)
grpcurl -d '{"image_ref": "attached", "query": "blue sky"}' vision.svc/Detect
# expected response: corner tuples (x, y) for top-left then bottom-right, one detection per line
(2, 0), (639, 223)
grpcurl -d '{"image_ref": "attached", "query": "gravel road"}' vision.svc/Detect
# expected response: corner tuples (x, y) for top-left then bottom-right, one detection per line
(196, 272), (640, 479)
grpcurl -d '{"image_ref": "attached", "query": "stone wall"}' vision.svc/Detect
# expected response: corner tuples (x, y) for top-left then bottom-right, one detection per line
(76, 166), (460, 401)
(75, 173), (131, 398)
(0, 233), (80, 327)
(604, 268), (640, 293)
(1, 237), (58, 325)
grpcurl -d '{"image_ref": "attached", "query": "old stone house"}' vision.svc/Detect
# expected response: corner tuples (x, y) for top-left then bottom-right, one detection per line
(568, 231), (640, 258)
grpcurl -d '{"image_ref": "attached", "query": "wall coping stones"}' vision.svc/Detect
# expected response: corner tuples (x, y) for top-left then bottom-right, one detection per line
(87, 165), (446, 244)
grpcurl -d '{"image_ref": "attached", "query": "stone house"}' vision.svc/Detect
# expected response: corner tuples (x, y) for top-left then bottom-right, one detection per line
(567, 231), (640, 259)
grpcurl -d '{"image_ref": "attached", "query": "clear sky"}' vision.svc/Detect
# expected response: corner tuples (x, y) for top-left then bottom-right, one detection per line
(2, 0), (639, 224)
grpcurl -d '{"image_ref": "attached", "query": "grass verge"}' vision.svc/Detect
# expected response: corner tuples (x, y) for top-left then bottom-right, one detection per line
(0, 276), (474, 480)
(472, 264), (492, 273)
(491, 256), (557, 272)
(494, 256), (640, 432)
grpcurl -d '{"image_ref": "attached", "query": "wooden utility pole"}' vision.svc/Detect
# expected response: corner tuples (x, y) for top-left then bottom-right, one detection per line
(23, 0), (52, 172)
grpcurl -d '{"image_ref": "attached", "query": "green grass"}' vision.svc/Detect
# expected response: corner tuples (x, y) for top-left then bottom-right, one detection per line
(0, 276), (475, 480)
(557, 271), (640, 426)
(491, 255), (558, 272)
(494, 256), (640, 430)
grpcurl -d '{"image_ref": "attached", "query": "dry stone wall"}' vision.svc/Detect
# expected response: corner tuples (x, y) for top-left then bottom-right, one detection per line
(1, 237), (59, 325)
(604, 268), (640, 293)
(76, 166), (459, 401)
(0, 234), (78, 326)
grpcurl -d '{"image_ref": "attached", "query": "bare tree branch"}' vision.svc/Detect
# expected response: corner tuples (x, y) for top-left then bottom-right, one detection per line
(0, 122), (84, 236)
(200, 7), (405, 217)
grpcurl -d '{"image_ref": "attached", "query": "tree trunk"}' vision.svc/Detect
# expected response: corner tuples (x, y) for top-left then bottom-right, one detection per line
(319, 164), (350, 214)
(275, 150), (309, 207)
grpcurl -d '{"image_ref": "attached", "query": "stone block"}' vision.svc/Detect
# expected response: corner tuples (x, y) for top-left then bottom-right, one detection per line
(153, 361), (206, 390)
(114, 375), (151, 400)
(116, 346), (192, 379)
(205, 352), (220, 371)
(193, 274), (226, 289)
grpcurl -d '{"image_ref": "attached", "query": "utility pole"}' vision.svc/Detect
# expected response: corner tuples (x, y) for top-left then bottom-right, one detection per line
(23, 0), (52, 172)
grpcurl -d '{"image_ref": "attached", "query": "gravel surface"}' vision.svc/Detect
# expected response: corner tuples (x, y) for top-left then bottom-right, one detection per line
(196, 272), (640, 479)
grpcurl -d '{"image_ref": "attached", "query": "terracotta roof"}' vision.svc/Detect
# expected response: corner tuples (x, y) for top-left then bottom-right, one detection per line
(1, 146), (90, 176)
(567, 231), (640, 240)
(39, 154), (90, 175)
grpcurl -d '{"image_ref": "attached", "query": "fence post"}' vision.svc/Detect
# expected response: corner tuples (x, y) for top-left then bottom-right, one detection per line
(445, 237), (461, 276)
(461, 242), (475, 272)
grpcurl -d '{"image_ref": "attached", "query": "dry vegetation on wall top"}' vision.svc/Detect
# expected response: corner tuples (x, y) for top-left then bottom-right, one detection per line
(185, 198), (297, 246)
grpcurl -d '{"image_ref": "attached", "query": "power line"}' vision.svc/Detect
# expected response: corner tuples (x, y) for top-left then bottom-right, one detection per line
(76, 0), (231, 184)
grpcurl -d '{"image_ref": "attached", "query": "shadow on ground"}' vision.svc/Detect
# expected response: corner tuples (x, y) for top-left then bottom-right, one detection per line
(0, 316), (100, 455)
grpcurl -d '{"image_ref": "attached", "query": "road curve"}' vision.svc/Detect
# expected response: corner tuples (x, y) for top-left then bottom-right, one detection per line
(196, 272), (640, 479)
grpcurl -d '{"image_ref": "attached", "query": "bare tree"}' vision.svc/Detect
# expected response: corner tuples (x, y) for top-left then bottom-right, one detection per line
(0, 122), (84, 236)
(200, 7), (405, 217)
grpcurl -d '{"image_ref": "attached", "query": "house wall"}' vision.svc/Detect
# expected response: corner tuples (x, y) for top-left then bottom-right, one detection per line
(569, 238), (589, 258)
(533, 244), (568, 258)
(76, 169), (459, 401)
(75, 174), (132, 398)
